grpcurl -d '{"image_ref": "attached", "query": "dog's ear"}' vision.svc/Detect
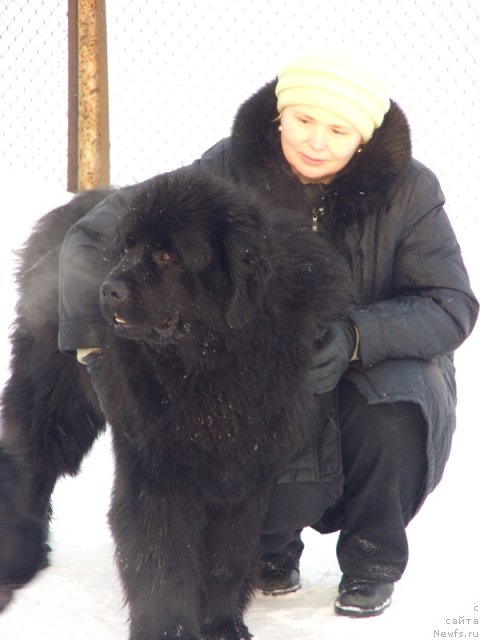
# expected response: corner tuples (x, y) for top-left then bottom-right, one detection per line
(224, 214), (272, 330)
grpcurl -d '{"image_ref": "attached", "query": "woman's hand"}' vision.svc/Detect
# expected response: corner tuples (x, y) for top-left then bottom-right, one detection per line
(307, 320), (358, 394)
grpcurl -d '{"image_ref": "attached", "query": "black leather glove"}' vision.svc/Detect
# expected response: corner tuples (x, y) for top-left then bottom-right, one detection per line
(307, 320), (357, 395)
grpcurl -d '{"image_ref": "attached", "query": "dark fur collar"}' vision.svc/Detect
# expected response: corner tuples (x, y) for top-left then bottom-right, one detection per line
(230, 80), (412, 230)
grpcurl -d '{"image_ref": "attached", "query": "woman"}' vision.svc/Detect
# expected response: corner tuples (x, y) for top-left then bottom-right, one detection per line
(59, 53), (478, 617)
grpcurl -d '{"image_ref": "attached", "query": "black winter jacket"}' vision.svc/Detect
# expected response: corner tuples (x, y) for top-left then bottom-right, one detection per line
(59, 81), (478, 503)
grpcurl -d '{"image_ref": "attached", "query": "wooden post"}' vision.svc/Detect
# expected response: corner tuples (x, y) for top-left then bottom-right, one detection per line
(68, 0), (110, 192)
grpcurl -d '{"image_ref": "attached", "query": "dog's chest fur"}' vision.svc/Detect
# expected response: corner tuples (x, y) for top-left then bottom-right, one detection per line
(106, 340), (306, 504)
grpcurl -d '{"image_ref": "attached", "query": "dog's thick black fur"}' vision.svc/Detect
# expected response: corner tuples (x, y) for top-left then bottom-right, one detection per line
(0, 447), (46, 611)
(0, 168), (350, 639)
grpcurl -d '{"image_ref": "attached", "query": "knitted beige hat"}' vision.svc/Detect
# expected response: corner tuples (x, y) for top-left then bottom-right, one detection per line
(275, 53), (390, 142)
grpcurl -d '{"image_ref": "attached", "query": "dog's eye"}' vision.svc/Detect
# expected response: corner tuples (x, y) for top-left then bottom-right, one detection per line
(153, 250), (174, 265)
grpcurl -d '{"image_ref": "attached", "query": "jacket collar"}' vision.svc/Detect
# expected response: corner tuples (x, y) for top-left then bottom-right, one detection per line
(230, 80), (412, 229)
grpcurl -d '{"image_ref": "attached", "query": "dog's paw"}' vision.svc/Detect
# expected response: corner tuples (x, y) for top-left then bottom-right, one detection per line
(201, 617), (252, 640)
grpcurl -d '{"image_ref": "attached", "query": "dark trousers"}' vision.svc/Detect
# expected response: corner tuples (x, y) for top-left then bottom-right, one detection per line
(260, 381), (427, 582)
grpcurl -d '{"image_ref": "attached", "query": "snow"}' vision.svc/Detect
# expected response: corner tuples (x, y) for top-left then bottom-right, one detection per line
(0, 184), (478, 640)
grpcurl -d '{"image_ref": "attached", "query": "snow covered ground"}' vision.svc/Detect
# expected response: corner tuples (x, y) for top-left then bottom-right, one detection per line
(0, 185), (478, 640)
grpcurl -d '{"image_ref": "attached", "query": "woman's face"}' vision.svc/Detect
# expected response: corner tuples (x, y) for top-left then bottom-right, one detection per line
(279, 105), (363, 184)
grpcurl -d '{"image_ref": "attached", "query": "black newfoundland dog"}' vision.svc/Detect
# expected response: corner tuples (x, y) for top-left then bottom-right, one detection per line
(0, 168), (350, 639)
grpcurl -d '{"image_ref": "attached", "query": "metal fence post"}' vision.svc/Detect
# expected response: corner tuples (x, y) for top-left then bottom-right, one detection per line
(68, 0), (110, 192)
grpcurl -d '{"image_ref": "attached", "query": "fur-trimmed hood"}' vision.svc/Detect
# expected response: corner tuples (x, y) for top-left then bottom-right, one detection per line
(229, 80), (412, 231)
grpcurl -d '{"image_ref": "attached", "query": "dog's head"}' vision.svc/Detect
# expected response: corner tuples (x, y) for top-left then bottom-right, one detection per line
(99, 168), (272, 348)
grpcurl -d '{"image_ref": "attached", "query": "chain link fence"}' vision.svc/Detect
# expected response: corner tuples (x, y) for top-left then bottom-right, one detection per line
(1, 1), (479, 252)
(1, 0), (67, 187)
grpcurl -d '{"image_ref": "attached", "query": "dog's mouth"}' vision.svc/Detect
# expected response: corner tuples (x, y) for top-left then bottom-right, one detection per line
(113, 311), (180, 341)
(153, 312), (180, 336)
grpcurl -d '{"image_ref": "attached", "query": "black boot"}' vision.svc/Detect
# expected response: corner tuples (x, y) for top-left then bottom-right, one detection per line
(258, 552), (300, 595)
(257, 533), (303, 596)
(334, 575), (394, 617)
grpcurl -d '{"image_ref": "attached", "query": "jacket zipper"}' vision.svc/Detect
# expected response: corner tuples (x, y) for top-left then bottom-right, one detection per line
(311, 205), (325, 232)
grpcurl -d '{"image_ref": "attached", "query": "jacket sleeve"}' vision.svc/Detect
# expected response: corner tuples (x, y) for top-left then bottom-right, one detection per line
(349, 167), (479, 367)
(58, 185), (139, 352)
(193, 138), (232, 177)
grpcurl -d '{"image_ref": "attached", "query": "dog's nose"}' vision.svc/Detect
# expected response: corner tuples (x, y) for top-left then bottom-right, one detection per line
(101, 278), (129, 303)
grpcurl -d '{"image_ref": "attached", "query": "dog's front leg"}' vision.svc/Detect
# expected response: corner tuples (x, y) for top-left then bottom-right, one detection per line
(109, 478), (206, 640)
(201, 489), (270, 640)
